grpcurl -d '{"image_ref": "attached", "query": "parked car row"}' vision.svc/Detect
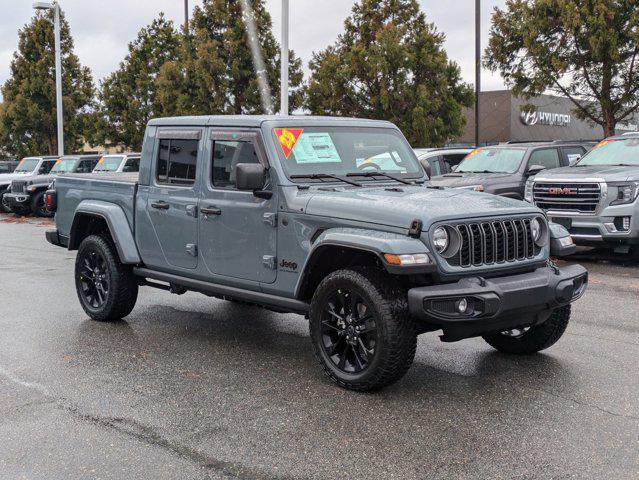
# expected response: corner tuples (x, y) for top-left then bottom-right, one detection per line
(417, 137), (638, 255)
(0, 153), (140, 217)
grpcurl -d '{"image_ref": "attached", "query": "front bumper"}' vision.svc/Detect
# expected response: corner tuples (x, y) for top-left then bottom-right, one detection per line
(4, 192), (31, 212)
(407, 264), (588, 342)
(546, 205), (638, 245)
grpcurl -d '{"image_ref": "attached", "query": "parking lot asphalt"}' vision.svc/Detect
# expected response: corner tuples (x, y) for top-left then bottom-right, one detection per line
(0, 214), (638, 480)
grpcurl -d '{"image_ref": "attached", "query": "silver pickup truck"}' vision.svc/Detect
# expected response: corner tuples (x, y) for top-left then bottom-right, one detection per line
(45, 115), (587, 391)
(525, 134), (639, 255)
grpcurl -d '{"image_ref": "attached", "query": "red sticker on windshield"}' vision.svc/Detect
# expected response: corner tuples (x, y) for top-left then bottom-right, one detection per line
(274, 128), (303, 159)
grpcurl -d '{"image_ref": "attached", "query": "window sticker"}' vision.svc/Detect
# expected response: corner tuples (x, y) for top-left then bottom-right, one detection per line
(274, 128), (304, 159)
(290, 132), (342, 164)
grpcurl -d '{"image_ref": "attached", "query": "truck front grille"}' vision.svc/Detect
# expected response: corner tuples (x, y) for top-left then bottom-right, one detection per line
(445, 218), (541, 268)
(533, 182), (601, 214)
(10, 181), (26, 193)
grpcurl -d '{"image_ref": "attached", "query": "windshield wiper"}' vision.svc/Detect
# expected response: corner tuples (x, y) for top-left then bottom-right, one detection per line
(346, 171), (414, 185)
(458, 170), (504, 174)
(290, 173), (362, 187)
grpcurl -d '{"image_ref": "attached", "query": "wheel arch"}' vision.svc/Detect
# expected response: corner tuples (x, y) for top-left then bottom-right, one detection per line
(295, 228), (432, 301)
(69, 201), (141, 264)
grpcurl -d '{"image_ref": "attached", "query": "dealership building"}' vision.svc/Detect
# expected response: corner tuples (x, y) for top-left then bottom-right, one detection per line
(456, 90), (639, 145)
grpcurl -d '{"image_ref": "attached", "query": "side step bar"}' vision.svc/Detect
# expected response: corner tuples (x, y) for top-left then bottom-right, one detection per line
(133, 267), (309, 315)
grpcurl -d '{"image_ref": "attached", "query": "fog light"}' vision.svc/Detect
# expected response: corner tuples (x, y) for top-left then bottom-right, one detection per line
(456, 298), (468, 314)
(623, 217), (631, 231)
(559, 236), (574, 247)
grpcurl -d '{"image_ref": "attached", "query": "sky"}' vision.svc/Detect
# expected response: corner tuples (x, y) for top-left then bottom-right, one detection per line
(0, 0), (508, 101)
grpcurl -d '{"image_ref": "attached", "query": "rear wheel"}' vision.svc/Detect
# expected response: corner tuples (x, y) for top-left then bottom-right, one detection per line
(75, 234), (138, 322)
(482, 305), (571, 355)
(31, 191), (52, 217)
(309, 267), (417, 391)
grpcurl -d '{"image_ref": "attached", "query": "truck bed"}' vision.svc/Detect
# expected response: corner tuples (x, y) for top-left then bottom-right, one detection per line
(54, 172), (139, 240)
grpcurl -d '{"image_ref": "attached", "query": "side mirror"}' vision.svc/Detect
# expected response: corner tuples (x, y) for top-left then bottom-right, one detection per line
(235, 163), (269, 195)
(526, 164), (546, 177)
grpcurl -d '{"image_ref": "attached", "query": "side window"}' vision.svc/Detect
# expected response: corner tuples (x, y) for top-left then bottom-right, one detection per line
(39, 161), (55, 174)
(429, 159), (442, 177)
(78, 159), (95, 173)
(528, 148), (561, 170)
(562, 146), (585, 166)
(156, 139), (199, 186)
(442, 153), (467, 166)
(211, 140), (259, 188)
(123, 157), (140, 172)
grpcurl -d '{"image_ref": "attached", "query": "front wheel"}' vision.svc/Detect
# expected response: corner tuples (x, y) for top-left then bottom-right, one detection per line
(75, 234), (139, 322)
(482, 305), (571, 355)
(309, 267), (417, 391)
(31, 191), (52, 217)
(0, 191), (11, 213)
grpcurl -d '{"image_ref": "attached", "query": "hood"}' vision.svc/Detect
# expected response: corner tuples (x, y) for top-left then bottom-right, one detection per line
(21, 173), (58, 186)
(536, 165), (639, 183)
(0, 171), (34, 186)
(303, 185), (539, 230)
(428, 172), (515, 188)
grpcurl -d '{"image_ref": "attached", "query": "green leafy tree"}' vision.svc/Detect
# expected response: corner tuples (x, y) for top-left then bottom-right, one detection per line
(305, 0), (473, 147)
(156, 0), (304, 116)
(94, 14), (181, 150)
(0, 9), (94, 157)
(485, 0), (639, 137)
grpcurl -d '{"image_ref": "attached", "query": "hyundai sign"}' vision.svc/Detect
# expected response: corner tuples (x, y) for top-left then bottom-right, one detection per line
(521, 109), (572, 127)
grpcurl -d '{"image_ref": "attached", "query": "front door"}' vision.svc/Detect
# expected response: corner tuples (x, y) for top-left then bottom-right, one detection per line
(145, 129), (202, 270)
(199, 131), (277, 283)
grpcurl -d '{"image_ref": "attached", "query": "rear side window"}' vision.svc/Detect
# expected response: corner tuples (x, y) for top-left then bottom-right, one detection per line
(561, 146), (585, 166)
(157, 139), (199, 186)
(528, 148), (561, 170)
(123, 157), (140, 172)
(211, 140), (259, 188)
(442, 153), (467, 166)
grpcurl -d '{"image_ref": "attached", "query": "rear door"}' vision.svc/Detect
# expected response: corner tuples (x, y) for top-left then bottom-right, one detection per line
(560, 146), (586, 166)
(198, 131), (277, 283)
(144, 129), (203, 270)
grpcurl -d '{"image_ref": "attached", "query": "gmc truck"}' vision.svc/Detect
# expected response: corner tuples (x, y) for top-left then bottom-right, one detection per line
(45, 116), (587, 391)
(526, 134), (639, 256)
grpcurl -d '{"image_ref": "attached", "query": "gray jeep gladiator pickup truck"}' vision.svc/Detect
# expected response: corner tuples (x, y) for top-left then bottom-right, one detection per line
(526, 134), (639, 255)
(45, 116), (588, 391)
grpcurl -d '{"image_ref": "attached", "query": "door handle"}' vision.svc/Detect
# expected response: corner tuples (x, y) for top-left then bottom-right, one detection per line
(151, 201), (170, 210)
(201, 206), (222, 216)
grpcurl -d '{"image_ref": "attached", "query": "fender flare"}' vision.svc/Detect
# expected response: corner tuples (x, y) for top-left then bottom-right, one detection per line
(70, 200), (141, 264)
(294, 228), (433, 298)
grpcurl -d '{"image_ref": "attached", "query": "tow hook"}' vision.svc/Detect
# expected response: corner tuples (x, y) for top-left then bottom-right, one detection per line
(548, 259), (561, 276)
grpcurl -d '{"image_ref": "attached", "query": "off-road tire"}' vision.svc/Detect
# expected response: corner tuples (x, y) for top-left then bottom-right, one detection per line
(0, 190), (11, 213)
(31, 191), (52, 217)
(482, 305), (571, 355)
(309, 267), (417, 391)
(75, 234), (138, 322)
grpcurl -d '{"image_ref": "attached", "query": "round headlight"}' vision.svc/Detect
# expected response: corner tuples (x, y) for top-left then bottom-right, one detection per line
(531, 217), (542, 242)
(432, 227), (449, 253)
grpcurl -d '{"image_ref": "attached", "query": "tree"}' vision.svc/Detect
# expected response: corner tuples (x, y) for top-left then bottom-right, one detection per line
(305, 0), (474, 147)
(0, 9), (94, 157)
(156, 0), (304, 116)
(485, 0), (639, 137)
(94, 14), (181, 150)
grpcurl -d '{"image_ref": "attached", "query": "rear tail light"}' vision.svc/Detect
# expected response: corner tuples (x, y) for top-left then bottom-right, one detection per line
(44, 189), (57, 212)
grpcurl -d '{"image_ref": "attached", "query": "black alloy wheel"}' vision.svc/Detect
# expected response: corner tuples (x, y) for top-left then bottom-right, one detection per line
(320, 287), (378, 374)
(78, 249), (110, 309)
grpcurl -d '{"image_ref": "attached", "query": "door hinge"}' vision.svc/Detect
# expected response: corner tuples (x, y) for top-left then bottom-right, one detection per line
(186, 244), (198, 257)
(262, 255), (276, 270)
(263, 212), (278, 227)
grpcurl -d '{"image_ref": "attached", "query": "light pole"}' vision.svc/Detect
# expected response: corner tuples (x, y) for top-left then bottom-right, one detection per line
(33, 1), (63, 156)
(475, 0), (481, 147)
(280, 0), (289, 115)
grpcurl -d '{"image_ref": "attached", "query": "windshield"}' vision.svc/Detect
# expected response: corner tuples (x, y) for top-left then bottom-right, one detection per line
(50, 158), (78, 173)
(273, 127), (423, 180)
(94, 156), (124, 172)
(576, 138), (639, 166)
(15, 158), (39, 173)
(457, 148), (526, 173)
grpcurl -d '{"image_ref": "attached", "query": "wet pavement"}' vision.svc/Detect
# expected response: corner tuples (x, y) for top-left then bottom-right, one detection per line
(0, 214), (637, 479)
